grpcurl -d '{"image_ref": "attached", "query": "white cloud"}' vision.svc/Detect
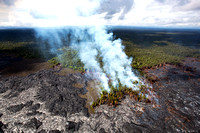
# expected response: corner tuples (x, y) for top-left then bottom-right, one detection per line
(175, 0), (200, 11)
(117, 0), (200, 27)
(0, 0), (200, 27)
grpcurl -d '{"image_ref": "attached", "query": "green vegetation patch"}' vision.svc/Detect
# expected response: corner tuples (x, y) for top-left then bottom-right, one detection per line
(48, 57), (60, 67)
(48, 47), (85, 72)
(0, 41), (43, 59)
(123, 41), (200, 69)
(91, 81), (151, 108)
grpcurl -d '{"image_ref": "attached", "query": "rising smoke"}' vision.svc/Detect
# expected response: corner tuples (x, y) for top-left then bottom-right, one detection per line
(30, 0), (139, 91)
(70, 26), (139, 91)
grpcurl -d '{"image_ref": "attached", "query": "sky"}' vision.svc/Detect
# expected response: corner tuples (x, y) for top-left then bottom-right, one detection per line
(0, 0), (200, 27)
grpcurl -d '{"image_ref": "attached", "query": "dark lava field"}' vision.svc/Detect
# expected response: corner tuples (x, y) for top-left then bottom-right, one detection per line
(0, 57), (200, 133)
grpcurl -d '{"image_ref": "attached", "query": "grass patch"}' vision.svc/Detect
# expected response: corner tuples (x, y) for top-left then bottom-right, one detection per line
(123, 41), (200, 69)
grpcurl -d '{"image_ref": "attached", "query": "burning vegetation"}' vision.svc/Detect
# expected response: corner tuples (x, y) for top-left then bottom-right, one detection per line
(91, 81), (153, 108)
(46, 47), (154, 109)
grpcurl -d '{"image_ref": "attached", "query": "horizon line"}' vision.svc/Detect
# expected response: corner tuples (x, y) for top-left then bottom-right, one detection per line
(0, 25), (200, 30)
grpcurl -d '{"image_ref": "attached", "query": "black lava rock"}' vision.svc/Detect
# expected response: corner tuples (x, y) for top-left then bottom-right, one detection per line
(24, 101), (34, 107)
(122, 122), (146, 133)
(0, 121), (5, 133)
(29, 103), (40, 113)
(7, 101), (33, 113)
(24, 118), (42, 130)
(36, 72), (89, 117)
(7, 104), (25, 113)
(37, 129), (47, 133)
(49, 130), (61, 133)
(0, 113), (3, 118)
(99, 128), (106, 133)
(66, 121), (82, 132)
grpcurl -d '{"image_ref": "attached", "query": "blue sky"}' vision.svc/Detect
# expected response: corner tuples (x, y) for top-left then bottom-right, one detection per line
(0, 0), (200, 27)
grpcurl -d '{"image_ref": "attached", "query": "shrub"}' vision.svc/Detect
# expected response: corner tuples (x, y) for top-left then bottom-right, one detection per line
(91, 81), (151, 108)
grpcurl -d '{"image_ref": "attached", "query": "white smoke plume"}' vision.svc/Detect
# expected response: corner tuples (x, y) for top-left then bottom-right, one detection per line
(69, 26), (139, 91)
(21, 0), (139, 91)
